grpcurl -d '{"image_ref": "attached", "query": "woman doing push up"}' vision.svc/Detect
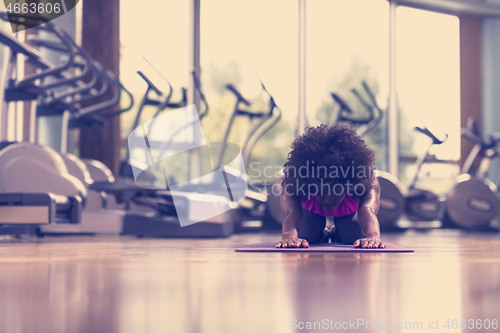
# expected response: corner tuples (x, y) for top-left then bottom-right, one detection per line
(275, 124), (384, 249)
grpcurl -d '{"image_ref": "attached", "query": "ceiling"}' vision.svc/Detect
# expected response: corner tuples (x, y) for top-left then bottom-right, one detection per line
(393, 0), (500, 16)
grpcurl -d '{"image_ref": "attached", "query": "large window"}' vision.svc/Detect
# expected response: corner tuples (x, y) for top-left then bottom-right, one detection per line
(307, 0), (389, 170)
(120, 0), (189, 136)
(396, 7), (461, 190)
(119, 1), (462, 190)
(201, 0), (298, 182)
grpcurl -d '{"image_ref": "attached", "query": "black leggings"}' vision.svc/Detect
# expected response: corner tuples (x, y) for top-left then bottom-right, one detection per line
(298, 209), (365, 245)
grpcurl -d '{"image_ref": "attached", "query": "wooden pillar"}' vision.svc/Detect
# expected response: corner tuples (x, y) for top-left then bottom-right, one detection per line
(79, 0), (121, 175)
(459, 15), (482, 169)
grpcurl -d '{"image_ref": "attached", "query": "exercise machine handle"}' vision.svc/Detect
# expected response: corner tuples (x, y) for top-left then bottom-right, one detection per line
(330, 92), (353, 114)
(16, 34), (106, 104)
(137, 71), (163, 96)
(0, 32), (48, 69)
(351, 88), (374, 118)
(361, 81), (384, 122)
(461, 117), (498, 149)
(333, 96), (371, 125)
(361, 81), (382, 111)
(0, 13), (76, 88)
(259, 79), (278, 113)
(240, 79), (282, 169)
(26, 37), (95, 94)
(226, 84), (251, 106)
(42, 59), (113, 115)
(415, 126), (448, 145)
(101, 69), (135, 118)
(461, 128), (483, 145)
(77, 75), (120, 116)
(236, 109), (266, 118)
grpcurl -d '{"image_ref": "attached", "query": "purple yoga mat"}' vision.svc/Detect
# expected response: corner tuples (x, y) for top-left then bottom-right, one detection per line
(235, 242), (413, 253)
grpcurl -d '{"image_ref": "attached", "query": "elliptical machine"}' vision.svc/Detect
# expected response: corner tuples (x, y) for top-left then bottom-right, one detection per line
(154, 78), (283, 230)
(225, 80), (283, 230)
(330, 82), (406, 230)
(119, 77), (282, 236)
(0, 13), (112, 234)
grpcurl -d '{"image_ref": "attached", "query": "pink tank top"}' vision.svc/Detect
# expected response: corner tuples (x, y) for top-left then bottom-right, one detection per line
(301, 195), (359, 217)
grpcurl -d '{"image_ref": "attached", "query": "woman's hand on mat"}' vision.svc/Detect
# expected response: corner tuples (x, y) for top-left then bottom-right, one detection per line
(276, 234), (309, 248)
(353, 235), (385, 248)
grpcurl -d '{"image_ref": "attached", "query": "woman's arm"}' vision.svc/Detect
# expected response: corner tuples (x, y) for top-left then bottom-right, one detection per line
(354, 176), (385, 248)
(275, 185), (309, 248)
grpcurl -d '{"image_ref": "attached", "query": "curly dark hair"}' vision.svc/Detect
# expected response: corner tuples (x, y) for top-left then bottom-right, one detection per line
(282, 124), (376, 200)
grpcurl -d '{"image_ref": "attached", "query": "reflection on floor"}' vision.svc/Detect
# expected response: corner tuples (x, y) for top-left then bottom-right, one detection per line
(0, 230), (499, 333)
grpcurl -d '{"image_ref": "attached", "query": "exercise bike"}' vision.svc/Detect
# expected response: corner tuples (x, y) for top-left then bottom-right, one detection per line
(343, 84), (449, 229)
(403, 127), (448, 224)
(322, 83), (450, 230)
(445, 118), (500, 230)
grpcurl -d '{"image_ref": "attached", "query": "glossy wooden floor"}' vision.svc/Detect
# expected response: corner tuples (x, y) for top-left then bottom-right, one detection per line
(0, 230), (499, 333)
